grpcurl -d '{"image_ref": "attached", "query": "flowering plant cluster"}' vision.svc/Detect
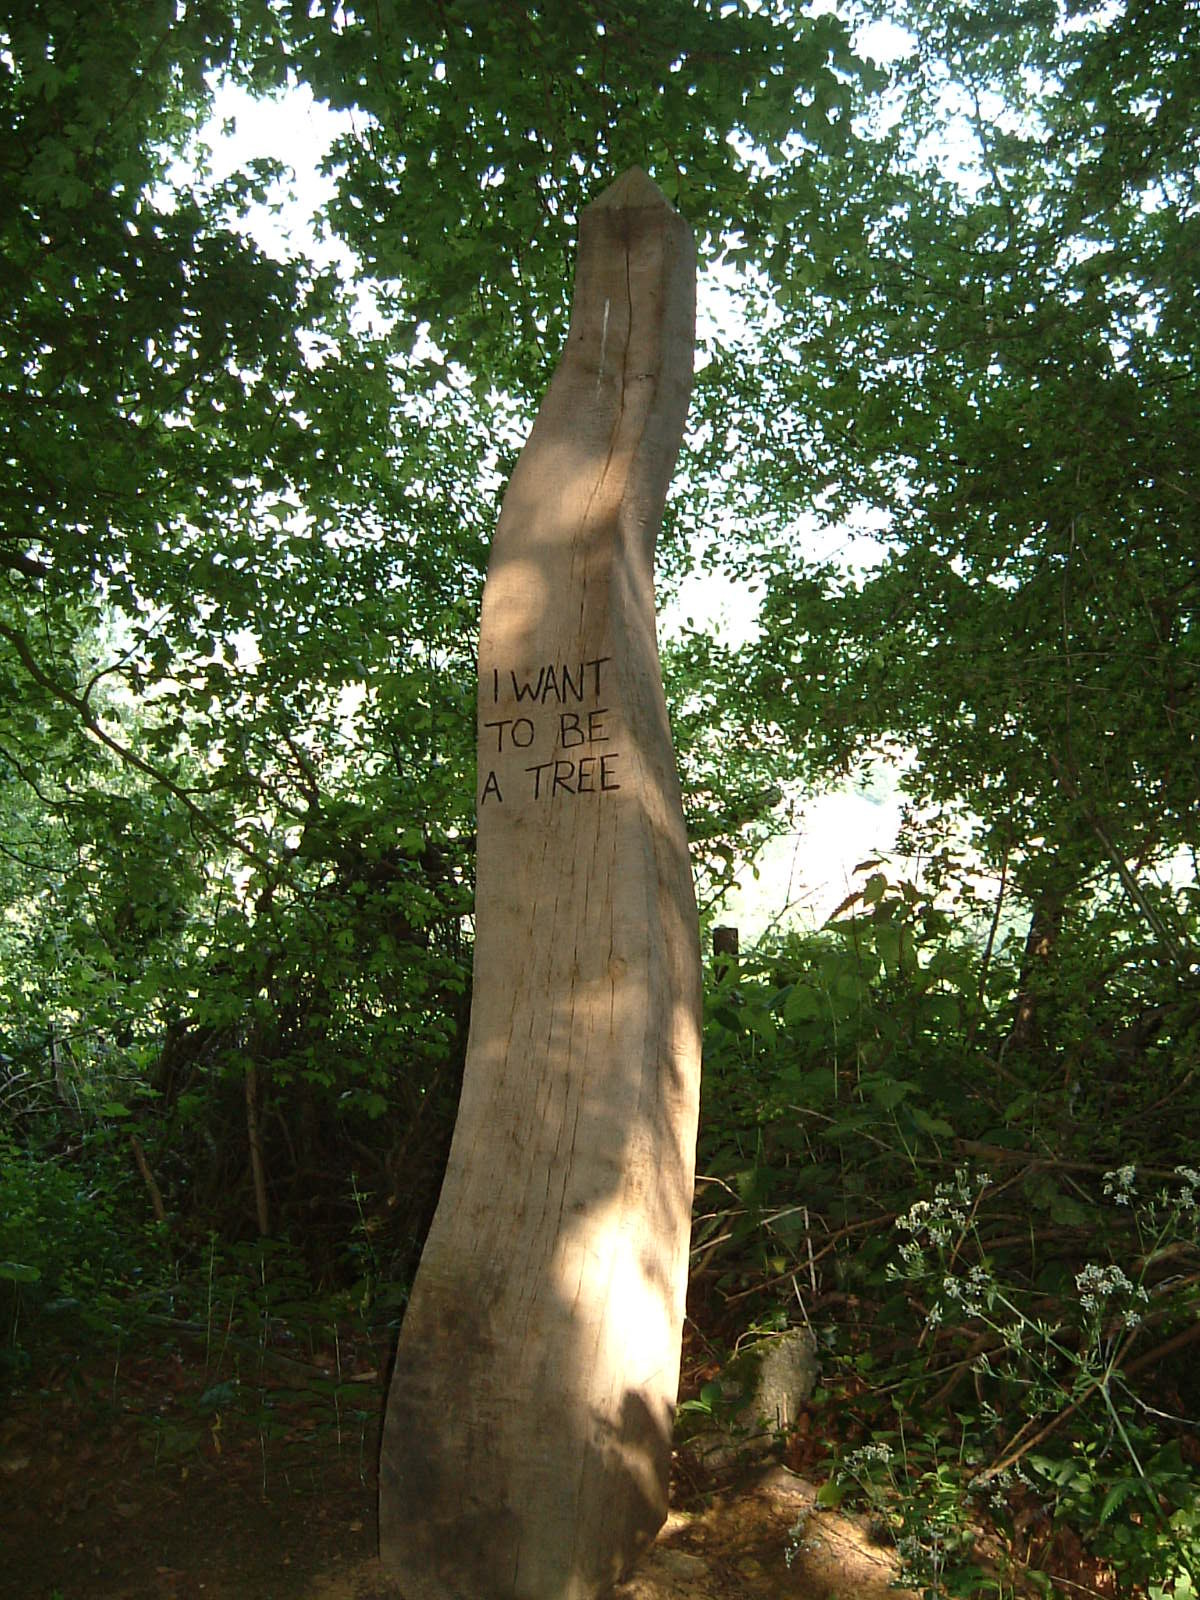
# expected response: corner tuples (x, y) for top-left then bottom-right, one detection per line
(823, 1163), (1200, 1596)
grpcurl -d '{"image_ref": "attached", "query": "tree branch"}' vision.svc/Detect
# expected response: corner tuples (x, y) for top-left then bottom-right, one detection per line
(0, 618), (271, 872)
(0, 546), (51, 580)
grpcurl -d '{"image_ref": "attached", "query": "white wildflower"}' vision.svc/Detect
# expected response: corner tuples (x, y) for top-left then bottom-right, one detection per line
(1103, 1165), (1137, 1202)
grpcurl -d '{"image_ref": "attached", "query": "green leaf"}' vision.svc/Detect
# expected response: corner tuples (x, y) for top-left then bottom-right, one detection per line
(863, 872), (887, 906)
(0, 1261), (41, 1283)
(196, 1381), (239, 1412)
(784, 984), (825, 1023)
(1049, 1193), (1094, 1228)
(874, 924), (902, 976)
(908, 1107), (955, 1139)
(742, 1006), (778, 1045)
(1098, 1477), (1141, 1524)
(861, 1073), (913, 1111)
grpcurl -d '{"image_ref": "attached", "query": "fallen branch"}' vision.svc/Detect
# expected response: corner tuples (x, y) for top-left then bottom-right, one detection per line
(955, 1141), (1184, 1183)
(129, 1133), (167, 1224)
(1121, 1318), (1200, 1381)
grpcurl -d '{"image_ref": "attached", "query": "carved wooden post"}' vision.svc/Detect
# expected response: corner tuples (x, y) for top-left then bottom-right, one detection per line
(378, 168), (701, 1599)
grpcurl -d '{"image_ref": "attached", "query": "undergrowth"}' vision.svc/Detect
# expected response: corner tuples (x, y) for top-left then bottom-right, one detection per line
(1, 1137), (405, 1480)
(5, 856), (1198, 1596)
(693, 865), (1200, 1598)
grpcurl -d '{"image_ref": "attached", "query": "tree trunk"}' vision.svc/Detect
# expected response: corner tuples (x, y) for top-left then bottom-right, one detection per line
(245, 1063), (270, 1236)
(129, 1133), (167, 1224)
(1007, 887), (1066, 1056)
(379, 169), (702, 1600)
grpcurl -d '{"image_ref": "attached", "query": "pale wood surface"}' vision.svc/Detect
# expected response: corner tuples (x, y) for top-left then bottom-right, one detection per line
(379, 169), (701, 1599)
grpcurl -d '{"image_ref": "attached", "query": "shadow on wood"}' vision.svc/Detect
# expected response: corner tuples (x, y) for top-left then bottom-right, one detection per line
(378, 169), (702, 1599)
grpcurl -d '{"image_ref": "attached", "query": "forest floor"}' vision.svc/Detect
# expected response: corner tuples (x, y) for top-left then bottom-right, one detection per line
(0, 1331), (917, 1600)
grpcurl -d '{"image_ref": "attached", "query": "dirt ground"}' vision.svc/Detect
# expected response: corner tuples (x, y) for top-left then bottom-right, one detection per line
(0, 1346), (917, 1600)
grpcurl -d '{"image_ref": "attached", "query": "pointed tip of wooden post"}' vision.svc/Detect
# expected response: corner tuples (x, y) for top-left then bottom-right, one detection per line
(588, 166), (678, 213)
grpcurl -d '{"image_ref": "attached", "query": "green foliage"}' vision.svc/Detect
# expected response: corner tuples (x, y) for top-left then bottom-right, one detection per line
(735, 0), (1200, 978)
(0, 1127), (163, 1374)
(297, 0), (875, 396)
(3, 0), (826, 1290)
(694, 859), (1200, 1595)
